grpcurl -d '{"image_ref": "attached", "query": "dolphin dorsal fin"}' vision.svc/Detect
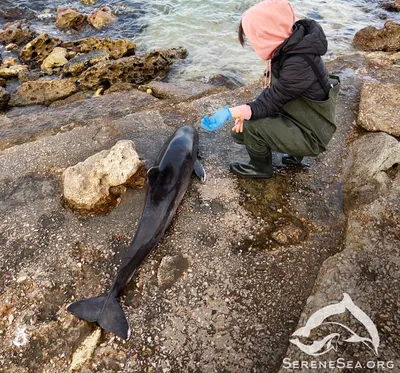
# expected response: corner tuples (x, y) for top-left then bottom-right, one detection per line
(147, 166), (160, 186)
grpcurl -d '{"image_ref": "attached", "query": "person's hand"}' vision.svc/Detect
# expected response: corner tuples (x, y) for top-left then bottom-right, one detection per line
(229, 105), (251, 133)
(201, 106), (232, 131)
(232, 118), (244, 133)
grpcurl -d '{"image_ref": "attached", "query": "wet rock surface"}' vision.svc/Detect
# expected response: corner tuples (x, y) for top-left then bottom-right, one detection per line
(19, 33), (62, 63)
(0, 64), (28, 78)
(0, 20), (35, 46)
(0, 52), (399, 373)
(279, 133), (400, 373)
(104, 82), (138, 95)
(56, 7), (86, 31)
(270, 218), (305, 246)
(0, 1), (36, 21)
(207, 73), (247, 90)
(88, 6), (117, 30)
(63, 50), (110, 76)
(0, 66), (352, 373)
(17, 69), (43, 83)
(0, 86), (10, 109)
(157, 255), (190, 288)
(61, 37), (136, 60)
(9, 78), (79, 107)
(49, 92), (90, 109)
(363, 50), (400, 67)
(78, 47), (187, 89)
(0, 89), (159, 150)
(380, 0), (400, 12)
(358, 82), (400, 136)
(62, 140), (142, 213)
(139, 80), (226, 101)
(353, 20), (400, 51)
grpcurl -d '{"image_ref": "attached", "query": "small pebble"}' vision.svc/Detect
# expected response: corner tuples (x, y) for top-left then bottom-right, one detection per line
(5, 43), (19, 51)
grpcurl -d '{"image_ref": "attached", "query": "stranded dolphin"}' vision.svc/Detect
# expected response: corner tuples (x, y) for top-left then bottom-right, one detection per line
(67, 125), (206, 339)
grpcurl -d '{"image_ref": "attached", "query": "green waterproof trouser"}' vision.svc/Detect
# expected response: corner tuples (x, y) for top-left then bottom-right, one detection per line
(231, 76), (340, 158)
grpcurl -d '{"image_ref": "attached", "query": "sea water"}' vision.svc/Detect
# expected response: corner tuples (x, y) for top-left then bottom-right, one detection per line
(1, 0), (399, 82)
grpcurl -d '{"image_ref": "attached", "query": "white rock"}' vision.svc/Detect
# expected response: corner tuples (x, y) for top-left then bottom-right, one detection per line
(63, 140), (142, 212)
(69, 328), (101, 372)
(13, 326), (29, 347)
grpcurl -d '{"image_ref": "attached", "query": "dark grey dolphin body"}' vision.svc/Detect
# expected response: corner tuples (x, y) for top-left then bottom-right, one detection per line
(67, 125), (205, 339)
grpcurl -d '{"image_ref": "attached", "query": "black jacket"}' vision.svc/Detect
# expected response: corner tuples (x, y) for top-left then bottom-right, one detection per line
(248, 19), (330, 120)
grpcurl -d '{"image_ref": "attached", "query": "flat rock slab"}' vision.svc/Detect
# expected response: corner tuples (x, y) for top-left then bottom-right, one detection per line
(279, 134), (400, 372)
(0, 79), (242, 151)
(358, 82), (400, 136)
(0, 67), (358, 372)
(48, 92), (90, 109)
(8, 78), (79, 107)
(0, 89), (159, 150)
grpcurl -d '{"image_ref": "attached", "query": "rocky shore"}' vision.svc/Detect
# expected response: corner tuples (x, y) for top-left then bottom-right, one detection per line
(0, 7), (399, 373)
(0, 17), (187, 109)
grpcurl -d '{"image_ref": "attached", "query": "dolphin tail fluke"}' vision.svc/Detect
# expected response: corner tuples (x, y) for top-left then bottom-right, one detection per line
(67, 295), (130, 340)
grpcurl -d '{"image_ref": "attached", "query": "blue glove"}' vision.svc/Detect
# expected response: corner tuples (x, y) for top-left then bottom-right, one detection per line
(201, 106), (232, 131)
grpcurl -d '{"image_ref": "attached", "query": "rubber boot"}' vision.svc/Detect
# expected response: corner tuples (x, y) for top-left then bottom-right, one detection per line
(230, 150), (273, 179)
(282, 154), (303, 165)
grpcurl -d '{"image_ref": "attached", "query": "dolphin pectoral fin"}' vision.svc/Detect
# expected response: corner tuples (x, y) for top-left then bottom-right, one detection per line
(147, 166), (160, 186)
(194, 159), (206, 182)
